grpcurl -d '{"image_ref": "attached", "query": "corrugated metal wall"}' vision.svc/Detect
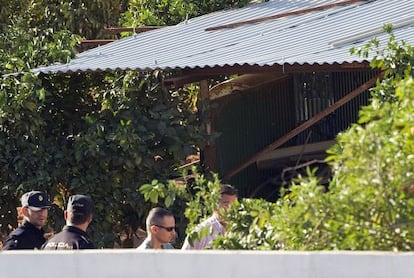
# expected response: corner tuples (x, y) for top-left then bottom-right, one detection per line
(332, 70), (378, 131)
(213, 70), (378, 197)
(213, 77), (296, 196)
(294, 70), (378, 145)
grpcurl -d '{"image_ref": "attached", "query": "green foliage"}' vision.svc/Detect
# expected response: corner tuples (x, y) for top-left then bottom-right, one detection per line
(0, 0), (126, 40)
(189, 0), (253, 14)
(351, 25), (414, 102)
(120, 0), (252, 27)
(0, 9), (80, 73)
(0, 0), (80, 238)
(1, 67), (205, 246)
(215, 168), (330, 250)
(121, 0), (193, 26)
(214, 197), (277, 250)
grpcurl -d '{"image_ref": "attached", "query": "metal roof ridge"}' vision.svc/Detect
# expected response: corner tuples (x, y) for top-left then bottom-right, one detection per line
(205, 0), (365, 31)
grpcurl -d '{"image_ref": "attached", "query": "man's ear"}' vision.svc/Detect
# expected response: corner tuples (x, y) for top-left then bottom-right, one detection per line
(149, 225), (158, 234)
(87, 215), (93, 225)
(21, 207), (29, 217)
(63, 210), (68, 220)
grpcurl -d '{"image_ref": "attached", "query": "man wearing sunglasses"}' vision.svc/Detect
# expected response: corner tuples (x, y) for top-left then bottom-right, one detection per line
(2, 191), (51, 250)
(137, 207), (176, 249)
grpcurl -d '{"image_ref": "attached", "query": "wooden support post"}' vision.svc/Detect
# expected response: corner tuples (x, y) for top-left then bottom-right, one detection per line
(200, 80), (209, 100)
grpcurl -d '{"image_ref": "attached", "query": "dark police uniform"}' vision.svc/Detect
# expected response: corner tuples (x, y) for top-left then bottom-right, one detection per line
(2, 221), (47, 250)
(2, 191), (51, 250)
(42, 225), (95, 250)
(42, 194), (95, 250)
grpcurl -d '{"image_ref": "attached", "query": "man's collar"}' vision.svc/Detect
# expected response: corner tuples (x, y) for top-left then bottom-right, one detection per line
(22, 220), (45, 232)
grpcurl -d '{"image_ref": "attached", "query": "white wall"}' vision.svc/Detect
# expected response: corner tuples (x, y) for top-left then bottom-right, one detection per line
(1, 250), (413, 278)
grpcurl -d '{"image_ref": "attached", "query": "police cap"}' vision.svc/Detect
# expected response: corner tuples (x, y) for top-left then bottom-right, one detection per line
(67, 195), (93, 216)
(21, 191), (51, 211)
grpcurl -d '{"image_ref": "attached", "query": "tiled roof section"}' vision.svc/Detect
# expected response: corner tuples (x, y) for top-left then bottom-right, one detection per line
(34, 0), (414, 74)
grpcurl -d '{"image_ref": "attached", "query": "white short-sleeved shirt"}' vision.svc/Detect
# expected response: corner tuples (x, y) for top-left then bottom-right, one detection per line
(181, 214), (225, 250)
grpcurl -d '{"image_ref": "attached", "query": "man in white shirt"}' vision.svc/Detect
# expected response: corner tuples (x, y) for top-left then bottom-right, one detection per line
(182, 184), (238, 250)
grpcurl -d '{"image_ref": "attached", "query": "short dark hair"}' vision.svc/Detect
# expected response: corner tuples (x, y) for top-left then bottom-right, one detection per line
(67, 212), (90, 225)
(220, 184), (238, 196)
(146, 207), (174, 231)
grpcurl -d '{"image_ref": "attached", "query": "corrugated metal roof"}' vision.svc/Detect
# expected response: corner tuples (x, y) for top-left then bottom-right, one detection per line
(35, 0), (414, 74)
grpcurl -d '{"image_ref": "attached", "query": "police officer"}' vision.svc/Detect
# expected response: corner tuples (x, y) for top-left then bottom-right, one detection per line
(2, 191), (51, 250)
(42, 194), (95, 250)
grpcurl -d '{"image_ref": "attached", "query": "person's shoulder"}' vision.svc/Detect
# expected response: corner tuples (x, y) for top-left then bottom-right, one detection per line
(196, 215), (217, 228)
(137, 238), (151, 249)
(78, 235), (95, 249)
(46, 230), (63, 241)
(7, 226), (26, 238)
(2, 227), (29, 250)
(162, 243), (175, 249)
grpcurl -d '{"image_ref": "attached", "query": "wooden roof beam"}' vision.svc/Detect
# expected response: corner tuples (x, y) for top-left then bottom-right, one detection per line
(163, 62), (371, 87)
(80, 39), (115, 47)
(103, 26), (164, 34)
(163, 74), (220, 88)
(183, 62), (371, 76)
(209, 73), (288, 100)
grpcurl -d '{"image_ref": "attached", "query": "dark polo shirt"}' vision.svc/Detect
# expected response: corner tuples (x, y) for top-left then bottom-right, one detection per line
(42, 225), (95, 250)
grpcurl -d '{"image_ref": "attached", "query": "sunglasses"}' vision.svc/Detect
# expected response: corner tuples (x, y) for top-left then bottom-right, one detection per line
(153, 224), (175, 232)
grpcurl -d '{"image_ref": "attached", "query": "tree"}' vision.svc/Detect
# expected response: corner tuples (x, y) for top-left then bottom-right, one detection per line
(120, 0), (251, 27)
(0, 0), (126, 40)
(0, 0), (79, 238)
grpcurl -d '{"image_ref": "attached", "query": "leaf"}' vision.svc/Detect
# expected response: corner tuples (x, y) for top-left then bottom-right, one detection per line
(164, 195), (173, 208)
(149, 191), (159, 204)
(139, 183), (152, 193)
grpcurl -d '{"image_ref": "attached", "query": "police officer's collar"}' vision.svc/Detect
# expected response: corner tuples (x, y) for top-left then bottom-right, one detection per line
(22, 220), (46, 233)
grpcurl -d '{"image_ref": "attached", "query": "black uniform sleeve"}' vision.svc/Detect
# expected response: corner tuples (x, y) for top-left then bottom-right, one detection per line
(2, 235), (19, 250)
(2, 228), (26, 250)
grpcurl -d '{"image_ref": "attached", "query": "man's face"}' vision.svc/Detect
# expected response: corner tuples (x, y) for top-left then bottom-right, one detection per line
(218, 194), (237, 210)
(23, 207), (48, 229)
(153, 215), (176, 244)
